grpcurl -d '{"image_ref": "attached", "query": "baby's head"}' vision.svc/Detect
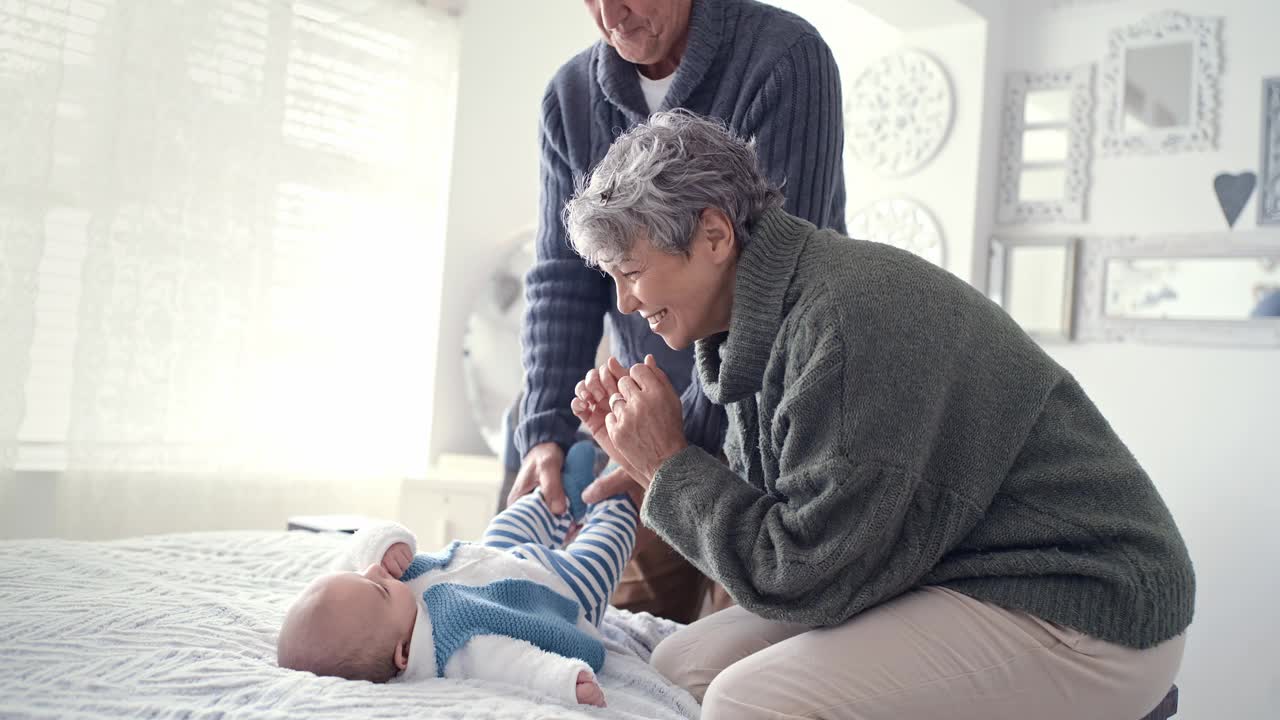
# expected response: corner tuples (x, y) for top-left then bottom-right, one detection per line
(277, 562), (418, 682)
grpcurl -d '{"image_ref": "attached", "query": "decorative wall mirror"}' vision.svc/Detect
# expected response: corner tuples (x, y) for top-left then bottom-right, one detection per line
(1260, 77), (1280, 226)
(1076, 233), (1280, 347)
(988, 236), (1079, 341)
(997, 66), (1093, 223)
(1100, 11), (1221, 155)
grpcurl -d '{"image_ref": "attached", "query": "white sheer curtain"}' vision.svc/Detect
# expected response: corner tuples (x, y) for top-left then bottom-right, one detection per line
(1, 0), (457, 493)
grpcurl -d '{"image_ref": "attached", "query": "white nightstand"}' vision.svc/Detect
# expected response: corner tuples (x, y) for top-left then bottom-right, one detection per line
(399, 453), (502, 546)
(286, 514), (385, 534)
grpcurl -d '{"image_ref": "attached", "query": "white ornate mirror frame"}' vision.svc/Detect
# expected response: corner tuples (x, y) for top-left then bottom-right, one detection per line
(1075, 233), (1280, 347)
(988, 235), (1079, 342)
(1099, 11), (1221, 156)
(1260, 77), (1280, 226)
(997, 66), (1093, 224)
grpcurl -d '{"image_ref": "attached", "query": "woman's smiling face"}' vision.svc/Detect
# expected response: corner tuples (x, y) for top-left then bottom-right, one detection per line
(601, 210), (737, 351)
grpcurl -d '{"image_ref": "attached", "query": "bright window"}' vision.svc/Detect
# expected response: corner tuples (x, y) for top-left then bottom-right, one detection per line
(1, 0), (458, 478)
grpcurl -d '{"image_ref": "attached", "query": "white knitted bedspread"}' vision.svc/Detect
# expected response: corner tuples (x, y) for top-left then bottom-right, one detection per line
(0, 531), (702, 719)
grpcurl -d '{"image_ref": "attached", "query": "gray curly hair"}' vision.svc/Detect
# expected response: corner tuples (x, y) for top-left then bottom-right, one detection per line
(563, 110), (784, 267)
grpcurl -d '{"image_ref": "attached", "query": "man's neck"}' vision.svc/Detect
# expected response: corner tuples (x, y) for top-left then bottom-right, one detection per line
(637, 32), (688, 80)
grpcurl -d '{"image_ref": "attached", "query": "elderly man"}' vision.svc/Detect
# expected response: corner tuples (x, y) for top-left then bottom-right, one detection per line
(505, 0), (847, 622)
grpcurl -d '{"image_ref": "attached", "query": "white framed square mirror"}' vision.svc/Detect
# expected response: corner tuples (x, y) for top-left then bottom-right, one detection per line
(988, 236), (1079, 341)
(1261, 77), (1280, 226)
(997, 66), (1092, 224)
(1100, 11), (1221, 156)
(1076, 233), (1280, 347)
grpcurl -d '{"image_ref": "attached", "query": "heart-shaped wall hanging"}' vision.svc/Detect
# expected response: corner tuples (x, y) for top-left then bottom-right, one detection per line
(1213, 172), (1257, 228)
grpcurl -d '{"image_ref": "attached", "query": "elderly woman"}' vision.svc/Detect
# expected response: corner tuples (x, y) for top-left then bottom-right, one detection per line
(566, 111), (1194, 720)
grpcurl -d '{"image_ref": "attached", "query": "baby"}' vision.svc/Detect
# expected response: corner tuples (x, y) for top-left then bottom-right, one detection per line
(276, 441), (636, 707)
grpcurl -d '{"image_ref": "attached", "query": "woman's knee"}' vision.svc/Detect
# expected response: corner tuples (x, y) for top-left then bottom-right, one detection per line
(651, 607), (787, 702)
(649, 630), (687, 681)
(651, 627), (714, 700)
(701, 658), (813, 720)
(700, 664), (752, 720)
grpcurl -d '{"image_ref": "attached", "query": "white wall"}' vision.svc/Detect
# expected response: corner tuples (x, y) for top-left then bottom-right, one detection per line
(764, 0), (903, 232)
(1005, 0), (1279, 238)
(776, 1), (995, 285)
(995, 1), (1280, 717)
(426, 0), (599, 461)
(428, 4), (1280, 715)
(1053, 345), (1280, 718)
(894, 19), (994, 283)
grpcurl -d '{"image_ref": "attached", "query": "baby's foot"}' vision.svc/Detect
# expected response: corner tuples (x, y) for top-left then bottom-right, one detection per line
(561, 440), (599, 522)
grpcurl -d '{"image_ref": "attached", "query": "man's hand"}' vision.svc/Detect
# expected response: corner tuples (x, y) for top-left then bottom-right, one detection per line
(381, 542), (413, 579)
(575, 670), (606, 707)
(507, 442), (567, 515)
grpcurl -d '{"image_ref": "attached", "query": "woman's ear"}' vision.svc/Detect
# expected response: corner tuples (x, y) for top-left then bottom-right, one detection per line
(698, 208), (736, 264)
(394, 638), (410, 671)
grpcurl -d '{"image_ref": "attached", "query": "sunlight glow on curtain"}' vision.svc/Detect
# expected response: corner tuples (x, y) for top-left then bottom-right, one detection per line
(1, 0), (458, 479)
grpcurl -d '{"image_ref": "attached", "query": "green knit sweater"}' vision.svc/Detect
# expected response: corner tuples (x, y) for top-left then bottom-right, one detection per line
(642, 209), (1195, 649)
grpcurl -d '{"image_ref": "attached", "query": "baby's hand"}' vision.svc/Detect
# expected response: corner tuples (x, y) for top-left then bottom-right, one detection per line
(381, 542), (413, 579)
(575, 670), (606, 707)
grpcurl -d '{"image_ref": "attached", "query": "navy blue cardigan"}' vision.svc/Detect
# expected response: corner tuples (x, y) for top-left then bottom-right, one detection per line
(517, 0), (848, 458)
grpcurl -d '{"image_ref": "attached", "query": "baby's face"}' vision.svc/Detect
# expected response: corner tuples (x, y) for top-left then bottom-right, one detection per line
(327, 562), (420, 645)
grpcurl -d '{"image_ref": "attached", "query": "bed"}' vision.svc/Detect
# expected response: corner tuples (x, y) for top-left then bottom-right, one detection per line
(0, 530), (702, 719)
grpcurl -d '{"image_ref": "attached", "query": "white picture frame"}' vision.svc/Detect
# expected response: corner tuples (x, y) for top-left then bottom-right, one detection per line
(988, 236), (1079, 342)
(997, 66), (1094, 224)
(1260, 77), (1280, 226)
(1075, 233), (1280, 347)
(1099, 11), (1222, 156)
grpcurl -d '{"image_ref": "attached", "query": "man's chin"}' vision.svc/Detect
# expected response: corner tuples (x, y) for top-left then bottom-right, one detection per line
(614, 42), (660, 66)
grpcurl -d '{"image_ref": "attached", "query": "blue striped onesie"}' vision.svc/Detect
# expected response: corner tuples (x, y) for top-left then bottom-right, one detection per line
(481, 490), (637, 627)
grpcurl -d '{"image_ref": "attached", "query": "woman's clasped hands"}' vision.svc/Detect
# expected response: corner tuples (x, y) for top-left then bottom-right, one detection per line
(570, 355), (688, 498)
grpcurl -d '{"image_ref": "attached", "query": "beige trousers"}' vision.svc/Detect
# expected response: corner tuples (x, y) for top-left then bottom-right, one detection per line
(651, 586), (1185, 720)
